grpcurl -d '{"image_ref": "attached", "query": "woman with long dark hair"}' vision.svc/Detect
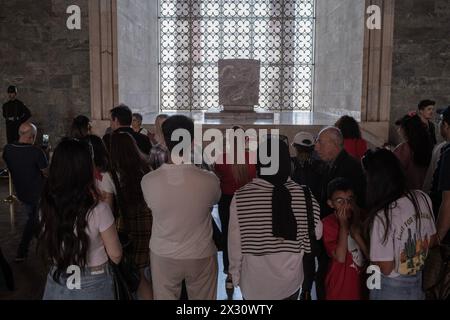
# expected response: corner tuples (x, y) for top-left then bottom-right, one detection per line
(40, 139), (122, 300)
(335, 115), (367, 160)
(109, 132), (153, 300)
(363, 149), (437, 300)
(394, 113), (433, 190)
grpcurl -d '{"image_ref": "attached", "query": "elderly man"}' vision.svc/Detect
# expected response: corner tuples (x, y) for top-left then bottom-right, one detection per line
(313, 126), (366, 300)
(3, 123), (48, 262)
(315, 127), (366, 217)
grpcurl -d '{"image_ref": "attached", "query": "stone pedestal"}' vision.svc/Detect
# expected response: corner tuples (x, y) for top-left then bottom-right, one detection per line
(204, 105), (274, 120)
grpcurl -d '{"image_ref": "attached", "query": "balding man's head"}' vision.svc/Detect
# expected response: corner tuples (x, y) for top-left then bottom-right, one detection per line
(18, 122), (37, 144)
(315, 127), (344, 162)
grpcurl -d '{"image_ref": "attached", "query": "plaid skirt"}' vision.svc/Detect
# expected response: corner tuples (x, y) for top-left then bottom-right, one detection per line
(119, 204), (152, 269)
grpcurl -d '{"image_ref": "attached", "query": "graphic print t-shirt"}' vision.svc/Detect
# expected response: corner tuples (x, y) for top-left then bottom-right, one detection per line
(370, 191), (436, 278)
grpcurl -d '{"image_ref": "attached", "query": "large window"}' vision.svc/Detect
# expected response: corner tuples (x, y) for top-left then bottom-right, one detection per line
(159, 0), (315, 111)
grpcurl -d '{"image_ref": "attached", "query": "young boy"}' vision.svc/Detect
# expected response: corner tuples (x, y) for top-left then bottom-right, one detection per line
(322, 178), (368, 300)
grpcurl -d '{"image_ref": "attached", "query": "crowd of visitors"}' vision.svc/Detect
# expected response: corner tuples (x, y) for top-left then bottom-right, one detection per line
(1, 87), (449, 300)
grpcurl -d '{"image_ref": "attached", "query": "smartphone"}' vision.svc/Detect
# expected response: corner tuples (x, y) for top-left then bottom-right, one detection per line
(42, 134), (49, 148)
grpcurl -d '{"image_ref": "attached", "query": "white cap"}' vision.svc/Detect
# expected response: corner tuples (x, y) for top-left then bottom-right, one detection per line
(292, 132), (315, 147)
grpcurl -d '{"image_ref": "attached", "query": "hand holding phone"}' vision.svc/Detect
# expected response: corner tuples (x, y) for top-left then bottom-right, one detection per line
(42, 134), (49, 149)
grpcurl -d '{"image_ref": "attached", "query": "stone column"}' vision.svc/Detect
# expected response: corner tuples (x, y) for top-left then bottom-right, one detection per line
(360, 0), (395, 144)
(89, 0), (119, 126)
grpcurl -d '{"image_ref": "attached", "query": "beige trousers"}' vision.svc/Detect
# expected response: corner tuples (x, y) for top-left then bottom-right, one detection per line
(150, 251), (218, 300)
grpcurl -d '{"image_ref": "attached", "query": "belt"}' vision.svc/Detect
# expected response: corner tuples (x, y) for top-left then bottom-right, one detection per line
(87, 262), (110, 275)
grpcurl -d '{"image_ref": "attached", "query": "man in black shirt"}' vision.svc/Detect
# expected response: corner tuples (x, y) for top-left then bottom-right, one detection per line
(3, 123), (48, 262)
(428, 107), (450, 214)
(103, 104), (151, 155)
(418, 99), (437, 147)
(2, 86), (31, 144)
(437, 146), (450, 246)
(315, 127), (366, 218)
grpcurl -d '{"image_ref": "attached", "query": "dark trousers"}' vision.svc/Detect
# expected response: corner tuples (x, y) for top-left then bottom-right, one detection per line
(315, 241), (329, 300)
(302, 252), (316, 292)
(218, 194), (234, 274)
(6, 122), (20, 144)
(17, 203), (39, 257)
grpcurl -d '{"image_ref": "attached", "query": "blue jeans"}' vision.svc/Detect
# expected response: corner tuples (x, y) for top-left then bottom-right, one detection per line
(43, 265), (115, 300)
(370, 271), (425, 300)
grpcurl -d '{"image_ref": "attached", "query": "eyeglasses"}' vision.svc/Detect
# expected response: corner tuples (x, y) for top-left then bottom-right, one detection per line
(332, 197), (354, 206)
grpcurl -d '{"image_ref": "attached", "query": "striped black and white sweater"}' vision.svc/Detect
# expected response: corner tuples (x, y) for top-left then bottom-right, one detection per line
(228, 178), (323, 299)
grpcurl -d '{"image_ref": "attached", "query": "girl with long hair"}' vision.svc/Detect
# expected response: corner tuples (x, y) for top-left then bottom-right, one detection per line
(363, 148), (437, 300)
(109, 132), (153, 300)
(40, 139), (122, 300)
(394, 113), (433, 190)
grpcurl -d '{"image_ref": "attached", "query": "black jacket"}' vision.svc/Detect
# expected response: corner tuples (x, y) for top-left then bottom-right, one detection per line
(428, 121), (437, 147)
(103, 127), (151, 155)
(291, 156), (325, 202)
(320, 149), (366, 218)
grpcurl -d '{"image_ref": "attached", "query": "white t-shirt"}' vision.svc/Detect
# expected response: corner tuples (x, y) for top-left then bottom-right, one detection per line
(141, 164), (221, 259)
(96, 171), (117, 195)
(85, 202), (116, 267)
(370, 191), (436, 278)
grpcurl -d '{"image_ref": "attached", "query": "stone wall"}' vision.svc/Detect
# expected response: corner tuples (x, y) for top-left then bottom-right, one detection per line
(390, 0), (450, 144)
(314, 0), (366, 120)
(0, 0), (90, 147)
(117, 0), (158, 118)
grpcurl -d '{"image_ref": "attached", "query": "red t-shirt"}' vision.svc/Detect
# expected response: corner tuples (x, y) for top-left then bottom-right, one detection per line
(214, 152), (256, 195)
(323, 214), (364, 300)
(344, 138), (368, 160)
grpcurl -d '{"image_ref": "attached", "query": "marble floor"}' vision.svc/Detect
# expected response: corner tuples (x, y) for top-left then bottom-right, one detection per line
(212, 206), (243, 300)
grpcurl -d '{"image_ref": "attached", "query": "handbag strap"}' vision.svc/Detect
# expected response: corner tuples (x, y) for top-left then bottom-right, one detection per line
(302, 186), (317, 245)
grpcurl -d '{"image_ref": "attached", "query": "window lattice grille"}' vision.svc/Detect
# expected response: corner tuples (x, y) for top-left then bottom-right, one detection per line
(159, 0), (315, 111)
